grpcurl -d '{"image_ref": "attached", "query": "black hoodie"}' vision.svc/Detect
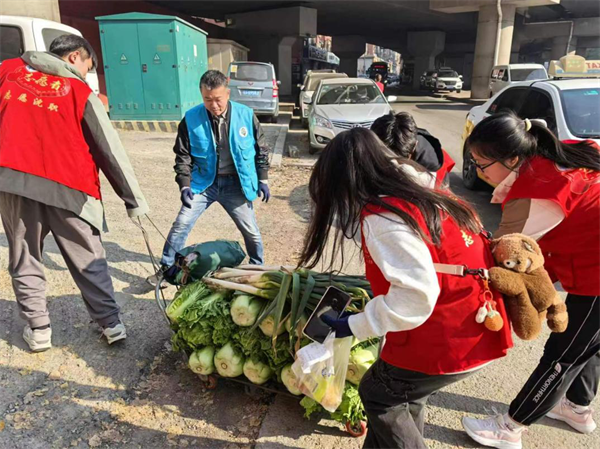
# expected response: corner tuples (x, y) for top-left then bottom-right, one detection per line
(412, 128), (444, 172)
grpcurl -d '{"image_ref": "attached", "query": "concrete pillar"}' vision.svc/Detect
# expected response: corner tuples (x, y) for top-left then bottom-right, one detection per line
(407, 31), (445, 89)
(471, 3), (516, 99)
(551, 35), (578, 60)
(332, 36), (367, 77)
(0, 0), (60, 21)
(277, 37), (297, 96)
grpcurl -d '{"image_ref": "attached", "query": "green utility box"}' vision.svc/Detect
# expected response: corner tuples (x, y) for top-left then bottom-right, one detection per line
(96, 12), (208, 120)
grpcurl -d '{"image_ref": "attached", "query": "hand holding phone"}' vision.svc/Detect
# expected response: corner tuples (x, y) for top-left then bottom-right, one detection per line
(303, 286), (352, 343)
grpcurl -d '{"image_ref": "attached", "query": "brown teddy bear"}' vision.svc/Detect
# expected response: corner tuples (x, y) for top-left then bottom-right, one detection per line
(489, 233), (568, 340)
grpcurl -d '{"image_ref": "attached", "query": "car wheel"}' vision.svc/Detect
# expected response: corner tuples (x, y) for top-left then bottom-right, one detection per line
(309, 145), (320, 155)
(462, 146), (487, 190)
(301, 117), (308, 128)
(457, 89), (462, 93)
(269, 115), (278, 124)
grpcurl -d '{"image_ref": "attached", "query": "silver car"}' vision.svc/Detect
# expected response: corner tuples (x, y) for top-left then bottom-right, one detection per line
(307, 78), (397, 154)
(298, 71), (347, 128)
(227, 61), (280, 123)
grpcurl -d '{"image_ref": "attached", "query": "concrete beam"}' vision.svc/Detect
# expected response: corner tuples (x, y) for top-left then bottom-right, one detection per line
(430, 0), (559, 14)
(0, 0), (60, 21)
(226, 6), (317, 37)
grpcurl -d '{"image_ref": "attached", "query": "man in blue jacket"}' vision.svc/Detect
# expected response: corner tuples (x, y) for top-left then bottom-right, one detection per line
(148, 70), (270, 286)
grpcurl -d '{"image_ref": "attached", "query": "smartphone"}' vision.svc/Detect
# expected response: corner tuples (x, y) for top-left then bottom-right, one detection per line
(303, 286), (352, 343)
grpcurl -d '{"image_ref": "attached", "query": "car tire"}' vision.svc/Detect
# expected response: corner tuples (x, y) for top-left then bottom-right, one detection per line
(309, 145), (320, 155)
(301, 118), (308, 128)
(462, 146), (487, 190)
(457, 89), (462, 93)
(269, 115), (278, 124)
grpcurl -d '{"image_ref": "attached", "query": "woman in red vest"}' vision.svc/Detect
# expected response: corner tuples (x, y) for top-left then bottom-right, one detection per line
(298, 128), (512, 448)
(462, 112), (600, 449)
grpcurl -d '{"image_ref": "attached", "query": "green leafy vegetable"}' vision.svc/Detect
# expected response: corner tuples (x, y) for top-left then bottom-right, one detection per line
(230, 294), (265, 327)
(243, 359), (273, 385)
(189, 347), (215, 375)
(166, 282), (210, 323)
(214, 343), (245, 377)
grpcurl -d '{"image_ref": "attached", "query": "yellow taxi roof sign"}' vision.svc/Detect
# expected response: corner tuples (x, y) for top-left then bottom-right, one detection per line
(549, 55), (600, 78)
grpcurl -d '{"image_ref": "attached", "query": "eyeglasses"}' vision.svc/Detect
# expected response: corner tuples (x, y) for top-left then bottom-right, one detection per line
(470, 157), (497, 172)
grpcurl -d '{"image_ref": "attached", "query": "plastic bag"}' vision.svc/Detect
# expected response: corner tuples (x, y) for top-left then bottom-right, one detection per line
(292, 332), (354, 412)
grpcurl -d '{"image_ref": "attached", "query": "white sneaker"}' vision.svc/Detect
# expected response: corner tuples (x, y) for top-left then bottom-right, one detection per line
(22, 325), (52, 352)
(547, 396), (597, 434)
(103, 323), (127, 344)
(462, 414), (524, 449)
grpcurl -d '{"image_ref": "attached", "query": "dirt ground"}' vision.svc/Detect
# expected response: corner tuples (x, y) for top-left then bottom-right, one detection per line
(1, 129), (598, 449)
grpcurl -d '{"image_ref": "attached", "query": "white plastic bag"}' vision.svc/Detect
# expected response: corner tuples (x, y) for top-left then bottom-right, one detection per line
(292, 332), (353, 412)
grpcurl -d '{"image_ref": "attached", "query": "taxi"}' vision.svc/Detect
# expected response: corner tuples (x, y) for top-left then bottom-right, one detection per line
(461, 55), (600, 189)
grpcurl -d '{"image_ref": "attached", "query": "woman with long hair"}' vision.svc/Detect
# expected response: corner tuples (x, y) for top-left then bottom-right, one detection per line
(462, 112), (600, 449)
(298, 128), (512, 448)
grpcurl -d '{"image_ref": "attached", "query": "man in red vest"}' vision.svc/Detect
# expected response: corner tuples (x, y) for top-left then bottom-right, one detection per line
(0, 35), (149, 352)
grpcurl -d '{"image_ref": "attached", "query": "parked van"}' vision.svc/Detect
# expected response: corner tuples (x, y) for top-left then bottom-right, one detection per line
(489, 63), (547, 97)
(227, 61), (280, 123)
(0, 15), (100, 95)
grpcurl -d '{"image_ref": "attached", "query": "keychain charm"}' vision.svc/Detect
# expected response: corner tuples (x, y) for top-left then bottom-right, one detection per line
(476, 277), (504, 331)
(476, 306), (488, 324)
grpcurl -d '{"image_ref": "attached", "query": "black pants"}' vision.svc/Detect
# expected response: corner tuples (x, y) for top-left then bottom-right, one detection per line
(509, 294), (600, 425)
(359, 359), (472, 449)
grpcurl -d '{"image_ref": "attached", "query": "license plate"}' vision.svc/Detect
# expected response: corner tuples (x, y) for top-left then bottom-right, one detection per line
(242, 90), (261, 97)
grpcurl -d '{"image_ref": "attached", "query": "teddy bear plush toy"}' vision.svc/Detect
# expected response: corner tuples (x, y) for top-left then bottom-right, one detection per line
(489, 233), (568, 340)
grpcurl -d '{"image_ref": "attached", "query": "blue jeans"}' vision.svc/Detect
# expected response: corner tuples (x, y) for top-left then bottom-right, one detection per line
(161, 175), (264, 266)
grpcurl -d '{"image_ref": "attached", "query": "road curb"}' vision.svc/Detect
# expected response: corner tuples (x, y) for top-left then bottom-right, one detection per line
(112, 120), (179, 133)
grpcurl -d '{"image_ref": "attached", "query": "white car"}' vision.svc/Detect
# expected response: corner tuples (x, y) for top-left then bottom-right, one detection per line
(489, 63), (548, 97)
(429, 67), (463, 93)
(461, 77), (600, 189)
(0, 15), (100, 95)
(307, 78), (397, 154)
(298, 71), (347, 128)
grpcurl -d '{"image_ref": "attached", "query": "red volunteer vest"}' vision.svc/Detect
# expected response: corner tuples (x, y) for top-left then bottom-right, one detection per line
(361, 198), (512, 375)
(0, 58), (101, 199)
(435, 149), (456, 188)
(503, 153), (600, 295)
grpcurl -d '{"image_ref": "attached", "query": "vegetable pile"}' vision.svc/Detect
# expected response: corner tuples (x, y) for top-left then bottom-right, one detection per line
(165, 265), (380, 429)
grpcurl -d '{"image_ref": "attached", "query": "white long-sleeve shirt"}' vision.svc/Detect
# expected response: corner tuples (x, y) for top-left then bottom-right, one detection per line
(491, 171), (565, 240)
(348, 212), (441, 341)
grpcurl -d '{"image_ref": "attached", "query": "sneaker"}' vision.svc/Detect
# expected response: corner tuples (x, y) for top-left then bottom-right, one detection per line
(462, 414), (524, 449)
(146, 266), (168, 288)
(103, 323), (127, 344)
(22, 325), (52, 352)
(547, 396), (597, 434)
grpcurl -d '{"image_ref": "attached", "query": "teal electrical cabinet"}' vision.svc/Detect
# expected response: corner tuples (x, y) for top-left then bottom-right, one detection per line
(96, 12), (208, 120)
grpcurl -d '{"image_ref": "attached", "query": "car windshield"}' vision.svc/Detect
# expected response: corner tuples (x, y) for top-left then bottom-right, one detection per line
(230, 64), (272, 82)
(511, 68), (547, 82)
(317, 83), (385, 105)
(561, 88), (600, 138)
(306, 74), (345, 91)
(438, 70), (458, 78)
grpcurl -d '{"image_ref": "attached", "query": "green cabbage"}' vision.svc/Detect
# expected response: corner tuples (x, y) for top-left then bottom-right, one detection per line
(166, 282), (210, 323)
(230, 295), (265, 327)
(189, 347), (215, 375)
(281, 364), (302, 396)
(346, 345), (378, 385)
(243, 359), (273, 385)
(214, 343), (245, 377)
(259, 314), (287, 337)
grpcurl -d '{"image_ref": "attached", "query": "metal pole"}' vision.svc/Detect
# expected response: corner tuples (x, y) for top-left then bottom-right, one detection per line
(493, 0), (503, 66)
